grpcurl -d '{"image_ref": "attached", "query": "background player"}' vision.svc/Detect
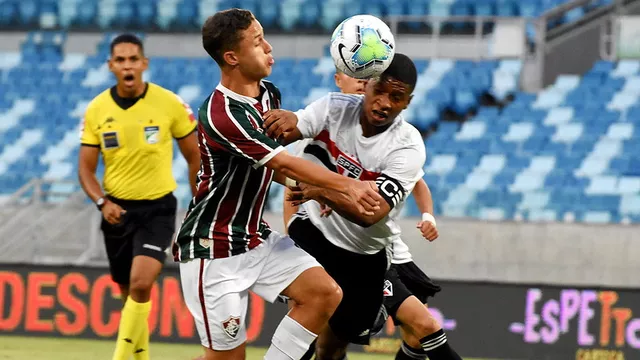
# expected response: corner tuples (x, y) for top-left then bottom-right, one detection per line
(173, 9), (383, 360)
(282, 69), (457, 360)
(78, 34), (201, 360)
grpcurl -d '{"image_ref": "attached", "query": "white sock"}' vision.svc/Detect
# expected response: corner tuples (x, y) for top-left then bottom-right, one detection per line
(264, 315), (318, 360)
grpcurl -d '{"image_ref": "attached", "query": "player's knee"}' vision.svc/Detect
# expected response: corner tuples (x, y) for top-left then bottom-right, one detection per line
(409, 312), (441, 338)
(298, 278), (342, 315)
(314, 279), (343, 313)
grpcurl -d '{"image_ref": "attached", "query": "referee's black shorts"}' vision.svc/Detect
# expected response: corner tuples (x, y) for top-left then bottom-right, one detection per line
(100, 192), (177, 285)
(288, 216), (387, 345)
(383, 261), (442, 325)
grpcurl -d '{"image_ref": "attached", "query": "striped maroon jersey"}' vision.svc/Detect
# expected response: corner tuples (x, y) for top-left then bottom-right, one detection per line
(173, 81), (283, 261)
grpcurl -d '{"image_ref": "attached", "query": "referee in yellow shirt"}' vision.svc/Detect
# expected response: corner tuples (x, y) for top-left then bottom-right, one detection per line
(77, 34), (200, 360)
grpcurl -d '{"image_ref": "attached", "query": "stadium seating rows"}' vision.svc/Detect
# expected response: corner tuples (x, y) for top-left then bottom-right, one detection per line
(0, 0), (614, 32)
(1, 32), (639, 224)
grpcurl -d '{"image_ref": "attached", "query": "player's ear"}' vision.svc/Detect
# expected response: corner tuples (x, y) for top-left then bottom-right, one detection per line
(334, 73), (341, 89)
(141, 56), (149, 71)
(405, 94), (413, 109)
(223, 51), (240, 67)
(107, 56), (114, 72)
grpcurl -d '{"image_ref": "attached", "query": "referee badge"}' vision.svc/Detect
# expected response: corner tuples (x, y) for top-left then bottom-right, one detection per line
(144, 126), (160, 144)
(102, 132), (120, 149)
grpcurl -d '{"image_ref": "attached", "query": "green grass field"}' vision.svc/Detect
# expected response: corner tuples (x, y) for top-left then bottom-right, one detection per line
(0, 336), (390, 360)
(0, 336), (491, 359)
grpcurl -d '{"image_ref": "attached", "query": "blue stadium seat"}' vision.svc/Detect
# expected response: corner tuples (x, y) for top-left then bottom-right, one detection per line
(135, 1), (156, 28)
(0, 20), (637, 224)
(0, 0), (615, 32)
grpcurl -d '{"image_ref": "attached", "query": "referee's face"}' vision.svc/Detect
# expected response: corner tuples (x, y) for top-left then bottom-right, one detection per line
(109, 43), (148, 96)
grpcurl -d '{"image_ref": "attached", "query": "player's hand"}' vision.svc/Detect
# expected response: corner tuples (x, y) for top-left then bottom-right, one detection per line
(319, 203), (333, 217)
(417, 220), (438, 241)
(347, 180), (382, 216)
(286, 186), (310, 207)
(263, 110), (298, 140)
(102, 200), (126, 225)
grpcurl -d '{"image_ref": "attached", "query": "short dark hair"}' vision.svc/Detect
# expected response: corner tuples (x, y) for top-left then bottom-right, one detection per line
(110, 33), (144, 55)
(202, 8), (255, 66)
(380, 53), (417, 91)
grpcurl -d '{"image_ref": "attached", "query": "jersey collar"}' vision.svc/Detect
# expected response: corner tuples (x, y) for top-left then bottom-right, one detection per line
(216, 82), (266, 105)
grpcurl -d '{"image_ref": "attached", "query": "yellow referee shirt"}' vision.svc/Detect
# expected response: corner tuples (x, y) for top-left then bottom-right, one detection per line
(80, 83), (197, 200)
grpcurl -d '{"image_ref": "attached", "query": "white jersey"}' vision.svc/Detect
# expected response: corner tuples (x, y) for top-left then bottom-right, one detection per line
(292, 93), (426, 255)
(390, 237), (413, 264)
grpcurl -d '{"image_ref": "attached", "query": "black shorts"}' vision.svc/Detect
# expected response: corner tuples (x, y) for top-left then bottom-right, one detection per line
(101, 193), (177, 285)
(383, 261), (442, 325)
(288, 216), (387, 345)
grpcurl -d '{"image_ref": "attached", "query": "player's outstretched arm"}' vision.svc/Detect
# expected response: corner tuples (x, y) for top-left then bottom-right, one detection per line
(412, 179), (438, 241)
(290, 182), (392, 228)
(263, 109), (302, 145)
(263, 94), (331, 145)
(267, 151), (382, 216)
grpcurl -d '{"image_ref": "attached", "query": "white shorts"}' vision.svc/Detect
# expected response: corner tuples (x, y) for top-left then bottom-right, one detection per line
(180, 231), (321, 351)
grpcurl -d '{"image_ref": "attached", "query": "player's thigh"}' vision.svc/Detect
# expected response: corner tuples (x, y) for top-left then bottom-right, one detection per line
(396, 261), (442, 303)
(180, 258), (251, 351)
(327, 249), (387, 345)
(383, 264), (414, 324)
(289, 217), (387, 344)
(251, 232), (325, 303)
(101, 217), (136, 285)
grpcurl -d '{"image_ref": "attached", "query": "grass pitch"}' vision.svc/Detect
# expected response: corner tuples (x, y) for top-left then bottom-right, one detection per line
(0, 336), (390, 360)
(0, 335), (494, 359)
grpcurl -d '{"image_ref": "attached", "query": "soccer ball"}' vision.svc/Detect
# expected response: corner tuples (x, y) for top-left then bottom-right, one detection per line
(330, 15), (395, 79)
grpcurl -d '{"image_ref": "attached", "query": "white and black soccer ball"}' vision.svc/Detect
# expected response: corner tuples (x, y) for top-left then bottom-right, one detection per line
(330, 14), (396, 79)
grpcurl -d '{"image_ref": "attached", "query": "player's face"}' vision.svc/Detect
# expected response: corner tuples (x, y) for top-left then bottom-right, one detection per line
(233, 19), (274, 80)
(109, 43), (148, 93)
(363, 77), (412, 127)
(334, 72), (366, 94)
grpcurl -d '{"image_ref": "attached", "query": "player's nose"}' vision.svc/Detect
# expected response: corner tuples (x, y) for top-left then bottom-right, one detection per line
(379, 95), (392, 109)
(264, 39), (273, 53)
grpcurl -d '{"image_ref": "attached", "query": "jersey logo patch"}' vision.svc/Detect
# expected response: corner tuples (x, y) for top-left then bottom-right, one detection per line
(222, 316), (241, 339)
(383, 279), (393, 296)
(144, 126), (160, 144)
(102, 132), (120, 149)
(199, 238), (211, 249)
(336, 155), (363, 179)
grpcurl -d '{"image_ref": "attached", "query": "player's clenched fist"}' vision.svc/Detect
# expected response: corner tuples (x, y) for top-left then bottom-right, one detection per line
(417, 217), (438, 241)
(347, 180), (382, 216)
(263, 109), (298, 140)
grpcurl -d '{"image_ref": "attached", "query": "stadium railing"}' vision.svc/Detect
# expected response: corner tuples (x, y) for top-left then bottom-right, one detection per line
(0, 179), (99, 266)
(384, 0), (640, 91)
